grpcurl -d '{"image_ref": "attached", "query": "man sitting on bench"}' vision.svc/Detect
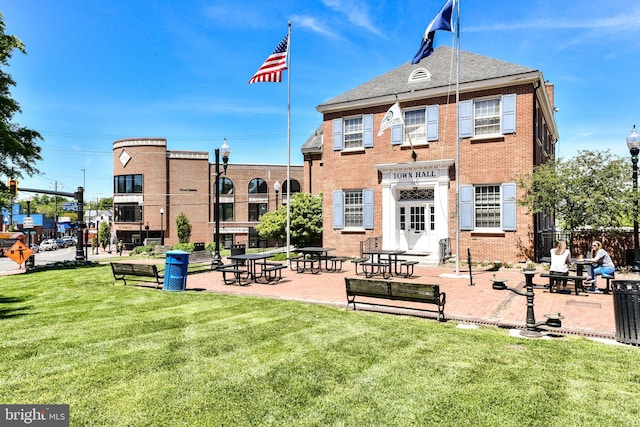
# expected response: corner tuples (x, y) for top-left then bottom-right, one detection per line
(549, 241), (571, 293)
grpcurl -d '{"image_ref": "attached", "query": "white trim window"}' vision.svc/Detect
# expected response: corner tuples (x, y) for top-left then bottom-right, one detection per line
(474, 185), (501, 229)
(343, 117), (363, 149)
(474, 98), (500, 136)
(332, 189), (374, 230)
(458, 94), (516, 138)
(404, 108), (426, 145)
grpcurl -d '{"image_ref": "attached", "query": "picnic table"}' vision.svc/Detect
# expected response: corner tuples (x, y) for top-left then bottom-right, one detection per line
(361, 249), (417, 278)
(293, 247), (336, 273)
(225, 253), (286, 284)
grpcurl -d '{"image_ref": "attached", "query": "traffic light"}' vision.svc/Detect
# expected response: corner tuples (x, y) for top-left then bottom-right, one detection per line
(8, 179), (17, 197)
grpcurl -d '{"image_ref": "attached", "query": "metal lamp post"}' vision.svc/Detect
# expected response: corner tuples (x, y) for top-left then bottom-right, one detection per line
(25, 195), (35, 270)
(160, 208), (165, 246)
(627, 125), (640, 272)
(213, 139), (231, 267)
(274, 180), (280, 208)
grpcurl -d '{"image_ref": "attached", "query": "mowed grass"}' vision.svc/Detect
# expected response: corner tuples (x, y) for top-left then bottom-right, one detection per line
(1, 264), (639, 426)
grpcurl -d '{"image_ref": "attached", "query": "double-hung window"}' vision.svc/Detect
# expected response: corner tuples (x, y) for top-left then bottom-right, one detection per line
(332, 115), (374, 151)
(474, 99), (500, 136)
(458, 94), (516, 138)
(459, 183), (517, 232)
(474, 185), (501, 228)
(343, 117), (363, 149)
(332, 189), (374, 230)
(404, 109), (426, 144)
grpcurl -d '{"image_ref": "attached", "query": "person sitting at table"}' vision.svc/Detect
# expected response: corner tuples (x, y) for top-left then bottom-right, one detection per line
(585, 240), (615, 292)
(549, 241), (571, 291)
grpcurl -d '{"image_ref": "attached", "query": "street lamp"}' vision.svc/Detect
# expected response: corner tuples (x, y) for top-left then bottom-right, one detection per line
(274, 180), (280, 208)
(160, 208), (165, 246)
(25, 195), (35, 271)
(213, 139), (231, 267)
(627, 125), (640, 272)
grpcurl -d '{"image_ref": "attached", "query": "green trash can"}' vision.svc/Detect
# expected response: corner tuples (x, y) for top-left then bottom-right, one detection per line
(164, 250), (190, 291)
(612, 280), (640, 346)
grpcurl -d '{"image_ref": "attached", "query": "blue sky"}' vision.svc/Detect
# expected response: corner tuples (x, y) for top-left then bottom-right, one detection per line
(3, 0), (640, 202)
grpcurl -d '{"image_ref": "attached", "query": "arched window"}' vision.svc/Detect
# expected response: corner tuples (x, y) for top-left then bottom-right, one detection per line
(215, 177), (234, 195)
(282, 179), (301, 194)
(248, 178), (268, 194)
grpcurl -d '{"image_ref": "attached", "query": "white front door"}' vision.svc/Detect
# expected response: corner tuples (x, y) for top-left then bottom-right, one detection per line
(399, 202), (433, 251)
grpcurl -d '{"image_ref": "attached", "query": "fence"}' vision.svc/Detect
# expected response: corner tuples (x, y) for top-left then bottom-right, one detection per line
(537, 229), (636, 267)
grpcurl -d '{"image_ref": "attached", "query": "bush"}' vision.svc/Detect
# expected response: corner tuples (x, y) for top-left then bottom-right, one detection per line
(130, 245), (154, 256)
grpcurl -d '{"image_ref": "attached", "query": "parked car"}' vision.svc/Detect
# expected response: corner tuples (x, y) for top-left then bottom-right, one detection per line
(55, 238), (65, 249)
(40, 239), (57, 251)
(30, 243), (39, 253)
(62, 236), (76, 247)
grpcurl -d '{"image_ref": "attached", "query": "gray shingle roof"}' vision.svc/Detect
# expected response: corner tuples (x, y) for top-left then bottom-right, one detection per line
(301, 125), (323, 154)
(318, 46), (537, 110)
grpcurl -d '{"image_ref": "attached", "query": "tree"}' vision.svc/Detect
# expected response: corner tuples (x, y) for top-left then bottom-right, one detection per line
(176, 212), (192, 244)
(255, 192), (323, 247)
(98, 221), (110, 250)
(518, 150), (633, 231)
(0, 12), (43, 201)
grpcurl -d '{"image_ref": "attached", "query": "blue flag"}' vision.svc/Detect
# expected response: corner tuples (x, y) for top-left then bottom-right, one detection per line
(412, 0), (455, 64)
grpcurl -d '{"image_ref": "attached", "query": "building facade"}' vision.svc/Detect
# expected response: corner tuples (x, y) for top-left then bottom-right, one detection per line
(307, 47), (558, 264)
(112, 138), (303, 248)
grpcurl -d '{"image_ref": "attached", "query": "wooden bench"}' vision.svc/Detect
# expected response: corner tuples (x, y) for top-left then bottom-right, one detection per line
(540, 273), (586, 295)
(111, 262), (164, 289)
(189, 249), (215, 270)
(217, 264), (251, 285)
(350, 257), (370, 275)
(345, 277), (446, 321)
(360, 262), (390, 279)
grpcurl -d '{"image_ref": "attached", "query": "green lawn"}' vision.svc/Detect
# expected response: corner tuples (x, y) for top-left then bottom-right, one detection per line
(1, 264), (639, 426)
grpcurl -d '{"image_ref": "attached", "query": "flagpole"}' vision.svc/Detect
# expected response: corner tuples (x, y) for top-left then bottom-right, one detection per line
(286, 21), (292, 258)
(454, 0), (461, 275)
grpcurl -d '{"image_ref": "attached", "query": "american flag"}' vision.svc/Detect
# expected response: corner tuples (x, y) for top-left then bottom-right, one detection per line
(248, 34), (289, 84)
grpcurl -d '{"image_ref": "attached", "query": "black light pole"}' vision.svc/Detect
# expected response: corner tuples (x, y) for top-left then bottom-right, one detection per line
(160, 208), (165, 246)
(213, 139), (231, 267)
(627, 125), (640, 272)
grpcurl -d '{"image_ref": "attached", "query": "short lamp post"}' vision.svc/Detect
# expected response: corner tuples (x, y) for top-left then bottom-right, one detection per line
(492, 270), (564, 338)
(25, 195), (35, 271)
(160, 208), (165, 246)
(274, 180), (280, 208)
(213, 139), (231, 267)
(627, 125), (640, 272)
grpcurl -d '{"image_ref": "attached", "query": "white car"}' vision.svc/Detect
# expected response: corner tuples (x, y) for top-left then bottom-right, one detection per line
(40, 239), (57, 251)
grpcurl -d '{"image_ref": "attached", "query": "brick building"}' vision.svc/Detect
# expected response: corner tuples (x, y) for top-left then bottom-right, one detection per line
(112, 138), (303, 248)
(305, 47), (558, 264)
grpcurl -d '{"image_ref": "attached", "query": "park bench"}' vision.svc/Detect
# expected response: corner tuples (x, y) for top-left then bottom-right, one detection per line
(540, 273), (587, 295)
(188, 249), (216, 270)
(110, 262), (164, 289)
(345, 277), (446, 321)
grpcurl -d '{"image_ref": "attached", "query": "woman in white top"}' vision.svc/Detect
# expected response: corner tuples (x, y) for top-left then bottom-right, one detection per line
(549, 241), (571, 291)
